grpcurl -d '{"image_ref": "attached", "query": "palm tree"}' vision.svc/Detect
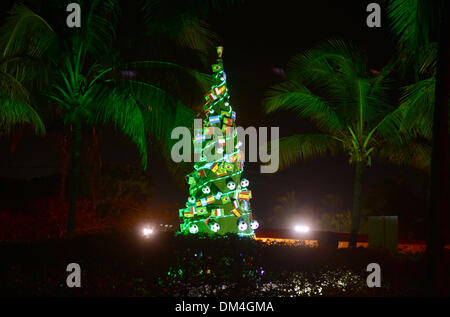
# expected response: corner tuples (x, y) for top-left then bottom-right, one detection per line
(264, 40), (405, 247)
(0, 1), (212, 236)
(386, 0), (448, 294)
(0, 4), (52, 137)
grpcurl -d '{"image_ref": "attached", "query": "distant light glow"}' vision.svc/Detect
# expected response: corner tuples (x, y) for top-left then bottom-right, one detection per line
(142, 226), (154, 237)
(294, 225), (310, 233)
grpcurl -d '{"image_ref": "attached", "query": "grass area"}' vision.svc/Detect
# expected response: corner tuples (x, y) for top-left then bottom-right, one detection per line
(1, 232), (447, 296)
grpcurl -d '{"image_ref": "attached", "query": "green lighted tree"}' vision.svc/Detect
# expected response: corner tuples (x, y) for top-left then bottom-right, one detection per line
(264, 40), (405, 247)
(178, 47), (258, 236)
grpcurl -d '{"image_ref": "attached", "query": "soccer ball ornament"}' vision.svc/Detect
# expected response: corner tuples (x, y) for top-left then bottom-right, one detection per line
(188, 196), (196, 204)
(240, 179), (249, 188)
(227, 181), (236, 191)
(202, 186), (211, 194)
(189, 224), (199, 234)
(238, 220), (248, 231)
(250, 219), (259, 230)
(210, 222), (220, 233)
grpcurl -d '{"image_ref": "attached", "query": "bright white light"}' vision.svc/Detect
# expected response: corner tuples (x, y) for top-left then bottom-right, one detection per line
(294, 225), (310, 233)
(142, 227), (154, 237)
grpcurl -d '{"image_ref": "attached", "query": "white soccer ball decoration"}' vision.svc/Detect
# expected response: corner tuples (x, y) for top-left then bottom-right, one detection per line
(210, 222), (220, 233)
(202, 186), (211, 194)
(227, 181), (236, 191)
(238, 220), (248, 231)
(240, 178), (249, 188)
(250, 219), (259, 230)
(189, 224), (199, 234)
(188, 196), (196, 204)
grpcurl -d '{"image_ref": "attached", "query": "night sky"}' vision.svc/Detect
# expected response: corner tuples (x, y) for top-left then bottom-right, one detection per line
(0, 0), (428, 227)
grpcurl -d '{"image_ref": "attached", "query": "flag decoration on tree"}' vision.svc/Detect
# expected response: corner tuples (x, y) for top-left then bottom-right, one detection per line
(178, 46), (258, 236)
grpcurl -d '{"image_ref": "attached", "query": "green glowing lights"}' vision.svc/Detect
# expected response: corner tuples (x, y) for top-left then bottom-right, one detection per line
(178, 47), (257, 236)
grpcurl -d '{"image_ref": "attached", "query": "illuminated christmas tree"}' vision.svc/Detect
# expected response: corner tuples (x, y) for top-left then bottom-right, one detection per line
(178, 47), (258, 236)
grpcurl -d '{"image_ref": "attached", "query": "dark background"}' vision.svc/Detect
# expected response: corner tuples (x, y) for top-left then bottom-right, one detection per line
(0, 0), (428, 230)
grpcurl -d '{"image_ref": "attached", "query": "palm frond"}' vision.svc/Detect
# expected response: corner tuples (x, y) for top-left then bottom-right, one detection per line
(264, 80), (344, 133)
(269, 134), (342, 170)
(370, 105), (404, 143)
(122, 60), (211, 104)
(288, 39), (364, 81)
(86, 81), (148, 168)
(0, 69), (30, 103)
(377, 136), (431, 170)
(87, 77), (196, 169)
(76, 0), (119, 58)
(386, 0), (438, 71)
(418, 42), (437, 76)
(0, 97), (45, 136)
(399, 78), (436, 138)
(0, 4), (54, 58)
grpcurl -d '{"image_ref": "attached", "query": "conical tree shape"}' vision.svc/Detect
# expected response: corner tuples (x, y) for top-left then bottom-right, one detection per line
(178, 47), (258, 236)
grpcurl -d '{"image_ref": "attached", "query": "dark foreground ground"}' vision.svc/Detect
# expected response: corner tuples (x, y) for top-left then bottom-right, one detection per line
(1, 232), (448, 296)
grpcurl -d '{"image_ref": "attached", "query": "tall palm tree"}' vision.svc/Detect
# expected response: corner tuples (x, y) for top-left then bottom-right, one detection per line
(387, 0), (448, 295)
(264, 40), (405, 247)
(0, 1), (211, 236)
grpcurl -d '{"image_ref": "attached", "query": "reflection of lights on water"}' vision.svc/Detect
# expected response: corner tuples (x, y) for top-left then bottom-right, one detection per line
(257, 270), (361, 296)
(294, 225), (310, 233)
(168, 269), (361, 296)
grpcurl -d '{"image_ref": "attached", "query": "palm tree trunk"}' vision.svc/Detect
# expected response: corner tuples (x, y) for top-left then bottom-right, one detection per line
(60, 157), (68, 200)
(349, 160), (363, 247)
(56, 131), (70, 201)
(67, 121), (82, 237)
(426, 1), (449, 296)
(88, 128), (102, 212)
